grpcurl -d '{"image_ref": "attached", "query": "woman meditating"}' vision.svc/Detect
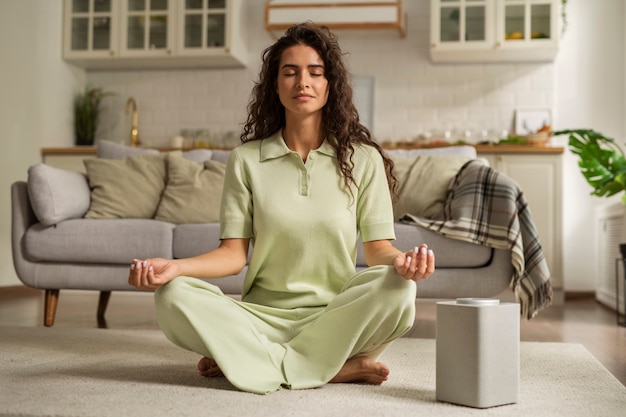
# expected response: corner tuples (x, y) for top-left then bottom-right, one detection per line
(128, 22), (435, 394)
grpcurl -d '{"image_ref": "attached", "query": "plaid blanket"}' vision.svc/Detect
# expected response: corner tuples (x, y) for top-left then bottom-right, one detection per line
(401, 159), (552, 319)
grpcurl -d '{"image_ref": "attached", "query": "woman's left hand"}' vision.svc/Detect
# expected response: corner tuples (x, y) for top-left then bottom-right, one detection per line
(393, 244), (435, 281)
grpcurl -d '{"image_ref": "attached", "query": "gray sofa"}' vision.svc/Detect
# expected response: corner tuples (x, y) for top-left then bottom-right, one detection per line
(11, 142), (513, 326)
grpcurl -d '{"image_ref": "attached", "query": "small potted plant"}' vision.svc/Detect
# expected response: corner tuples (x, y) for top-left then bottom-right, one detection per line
(73, 85), (111, 146)
(554, 128), (626, 257)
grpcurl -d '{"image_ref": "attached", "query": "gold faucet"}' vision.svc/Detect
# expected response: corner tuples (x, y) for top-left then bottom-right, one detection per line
(125, 97), (140, 147)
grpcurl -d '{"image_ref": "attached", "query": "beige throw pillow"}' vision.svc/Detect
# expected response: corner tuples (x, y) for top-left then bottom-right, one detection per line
(83, 154), (167, 219)
(155, 153), (226, 224)
(391, 155), (471, 220)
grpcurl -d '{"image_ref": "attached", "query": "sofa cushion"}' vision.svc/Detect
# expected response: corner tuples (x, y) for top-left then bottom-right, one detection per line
(83, 154), (168, 219)
(173, 223), (223, 258)
(391, 155), (470, 220)
(24, 218), (175, 264)
(173, 224), (254, 263)
(356, 223), (493, 268)
(27, 164), (91, 227)
(155, 153), (226, 224)
(96, 140), (160, 159)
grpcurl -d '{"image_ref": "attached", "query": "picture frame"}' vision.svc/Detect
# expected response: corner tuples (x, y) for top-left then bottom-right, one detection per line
(515, 109), (551, 135)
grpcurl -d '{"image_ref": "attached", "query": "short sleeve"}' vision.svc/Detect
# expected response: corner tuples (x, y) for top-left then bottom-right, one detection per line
(220, 149), (254, 239)
(356, 147), (396, 242)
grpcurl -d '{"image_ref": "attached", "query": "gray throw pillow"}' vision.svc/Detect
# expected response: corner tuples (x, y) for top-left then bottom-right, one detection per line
(27, 164), (91, 227)
(182, 149), (214, 163)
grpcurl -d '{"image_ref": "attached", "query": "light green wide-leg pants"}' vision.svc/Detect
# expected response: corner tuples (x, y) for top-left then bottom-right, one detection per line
(155, 265), (416, 394)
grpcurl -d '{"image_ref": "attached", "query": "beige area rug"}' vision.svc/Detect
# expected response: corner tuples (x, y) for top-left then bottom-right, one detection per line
(1, 326), (625, 417)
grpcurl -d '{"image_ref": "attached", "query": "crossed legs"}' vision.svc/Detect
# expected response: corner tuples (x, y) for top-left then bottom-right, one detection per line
(156, 265), (416, 393)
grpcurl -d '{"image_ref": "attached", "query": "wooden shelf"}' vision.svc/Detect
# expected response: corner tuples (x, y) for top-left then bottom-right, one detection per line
(42, 143), (565, 157)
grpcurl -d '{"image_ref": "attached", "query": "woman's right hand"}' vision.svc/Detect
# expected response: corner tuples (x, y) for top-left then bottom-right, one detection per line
(128, 258), (180, 291)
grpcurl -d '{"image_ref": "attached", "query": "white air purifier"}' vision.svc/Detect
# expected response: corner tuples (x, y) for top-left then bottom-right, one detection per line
(436, 298), (520, 408)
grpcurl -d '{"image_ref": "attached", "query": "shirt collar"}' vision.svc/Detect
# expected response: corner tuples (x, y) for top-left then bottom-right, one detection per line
(260, 130), (336, 161)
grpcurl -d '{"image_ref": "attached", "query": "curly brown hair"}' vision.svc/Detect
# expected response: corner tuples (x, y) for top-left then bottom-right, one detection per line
(240, 22), (398, 199)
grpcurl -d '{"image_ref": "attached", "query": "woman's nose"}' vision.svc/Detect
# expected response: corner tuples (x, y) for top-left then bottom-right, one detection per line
(296, 73), (309, 89)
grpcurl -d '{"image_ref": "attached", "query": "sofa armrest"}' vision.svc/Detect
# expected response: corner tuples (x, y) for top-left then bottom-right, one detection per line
(11, 181), (38, 282)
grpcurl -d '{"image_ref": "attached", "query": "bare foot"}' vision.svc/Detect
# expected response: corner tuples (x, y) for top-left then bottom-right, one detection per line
(197, 357), (224, 377)
(329, 356), (390, 385)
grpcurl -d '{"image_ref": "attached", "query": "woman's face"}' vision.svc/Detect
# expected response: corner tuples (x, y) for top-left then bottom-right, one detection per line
(276, 44), (329, 119)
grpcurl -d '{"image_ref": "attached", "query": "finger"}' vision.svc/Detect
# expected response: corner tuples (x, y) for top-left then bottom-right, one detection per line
(139, 260), (151, 288)
(417, 246), (429, 274)
(128, 259), (142, 287)
(146, 264), (159, 288)
(425, 249), (435, 277)
(394, 254), (409, 276)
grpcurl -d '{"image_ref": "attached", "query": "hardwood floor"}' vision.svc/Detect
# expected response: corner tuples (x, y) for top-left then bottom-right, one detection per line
(1, 286), (625, 386)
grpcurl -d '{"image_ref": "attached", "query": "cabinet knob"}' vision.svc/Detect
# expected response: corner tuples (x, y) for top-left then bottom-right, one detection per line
(496, 42), (501, 48)
(431, 43), (437, 49)
(167, 49), (172, 55)
(109, 50), (115, 56)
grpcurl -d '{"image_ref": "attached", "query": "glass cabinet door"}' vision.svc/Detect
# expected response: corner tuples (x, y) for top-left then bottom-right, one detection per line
(503, 0), (553, 43)
(68, 0), (115, 54)
(121, 0), (173, 55)
(181, 0), (227, 52)
(437, 0), (489, 44)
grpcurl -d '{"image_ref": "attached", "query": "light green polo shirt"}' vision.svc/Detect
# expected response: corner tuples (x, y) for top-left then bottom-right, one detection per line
(220, 131), (395, 309)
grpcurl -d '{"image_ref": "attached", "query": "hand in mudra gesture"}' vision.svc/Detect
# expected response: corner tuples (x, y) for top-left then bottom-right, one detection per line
(128, 258), (180, 291)
(393, 244), (435, 282)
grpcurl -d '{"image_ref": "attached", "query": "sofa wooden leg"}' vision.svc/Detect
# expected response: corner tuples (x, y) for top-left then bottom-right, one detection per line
(44, 289), (59, 327)
(97, 291), (111, 328)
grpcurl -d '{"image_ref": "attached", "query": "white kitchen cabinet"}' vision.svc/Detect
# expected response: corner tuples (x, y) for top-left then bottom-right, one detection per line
(118, 0), (176, 58)
(479, 151), (563, 289)
(430, 0), (560, 63)
(63, 0), (120, 60)
(63, 0), (247, 69)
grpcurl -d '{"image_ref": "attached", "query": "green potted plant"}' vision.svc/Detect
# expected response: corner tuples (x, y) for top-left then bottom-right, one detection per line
(554, 129), (626, 202)
(554, 128), (626, 257)
(73, 85), (111, 146)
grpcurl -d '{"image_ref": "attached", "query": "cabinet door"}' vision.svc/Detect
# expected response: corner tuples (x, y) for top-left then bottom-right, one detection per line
(177, 0), (228, 56)
(496, 0), (558, 50)
(63, 0), (119, 59)
(430, 0), (559, 62)
(62, 0), (246, 68)
(431, 0), (493, 51)
(119, 0), (176, 57)
(490, 154), (563, 289)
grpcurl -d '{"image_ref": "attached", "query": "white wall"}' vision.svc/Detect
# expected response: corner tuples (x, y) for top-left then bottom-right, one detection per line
(0, 0), (83, 287)
(2, 0), (624, 293)
(554, 0), (625, 291)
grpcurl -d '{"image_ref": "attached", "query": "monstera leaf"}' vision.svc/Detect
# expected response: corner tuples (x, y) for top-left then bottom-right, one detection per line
(555, 129), (626, 204)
